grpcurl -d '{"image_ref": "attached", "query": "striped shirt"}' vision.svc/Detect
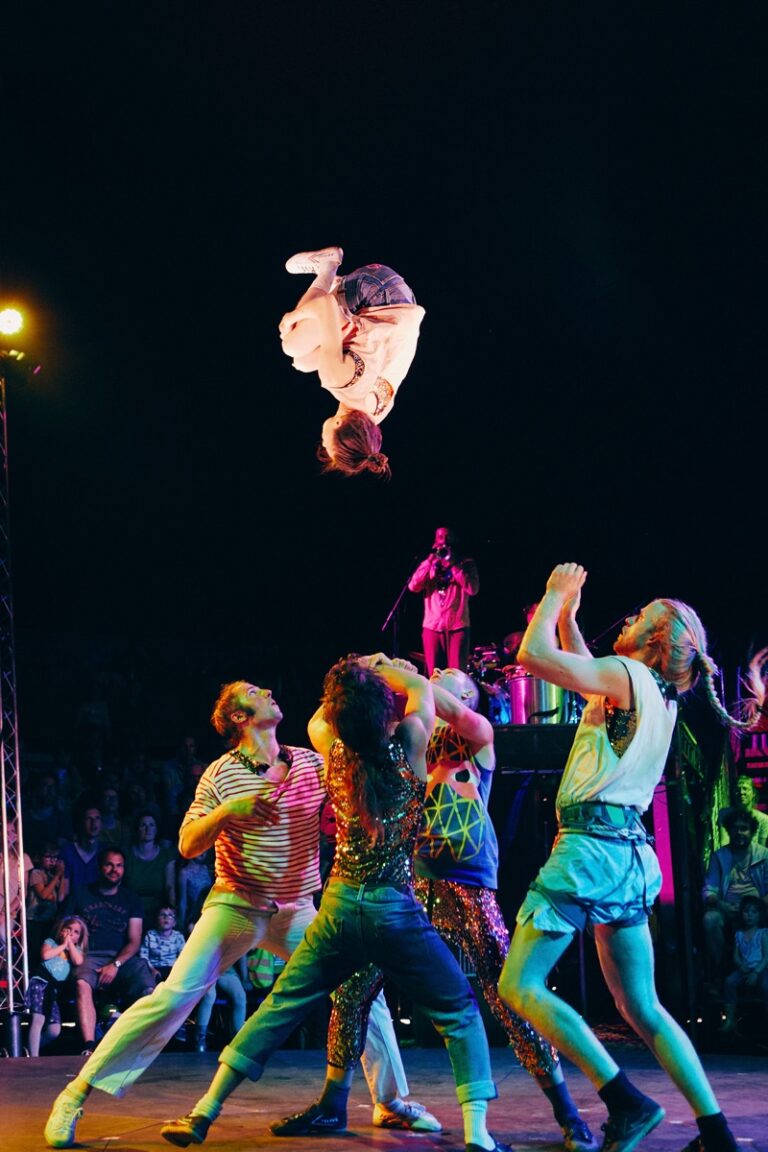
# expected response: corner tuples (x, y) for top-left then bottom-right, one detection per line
(181, 746), (325, 903)
(140, 928), (186, 969)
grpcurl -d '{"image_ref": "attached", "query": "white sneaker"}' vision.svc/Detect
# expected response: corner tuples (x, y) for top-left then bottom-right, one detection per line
(373, 1098), (442, 1132)
(285, 246), (343, 274)
(44, 1092), (84, 1148)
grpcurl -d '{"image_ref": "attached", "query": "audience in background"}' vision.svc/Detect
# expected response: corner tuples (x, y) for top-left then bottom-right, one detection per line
(27, 840), (67, 957)
(65, 847), (155, 1055)
(123, 811), (176, 932)
(720, 776), (768, 849)
(719, 895), (768, 1034)
(98, 784), (129, 850)
(59, 802), (103, 899)
(703, 809), (768, 978)
(28, 916), (88, 1057)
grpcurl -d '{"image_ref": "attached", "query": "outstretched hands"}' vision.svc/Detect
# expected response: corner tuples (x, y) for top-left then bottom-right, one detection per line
(546, 562), (587, 603)
(358, 653), (419, 674)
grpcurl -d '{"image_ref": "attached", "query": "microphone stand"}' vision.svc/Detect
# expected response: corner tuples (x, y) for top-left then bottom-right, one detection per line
(381, 571), (417, 658)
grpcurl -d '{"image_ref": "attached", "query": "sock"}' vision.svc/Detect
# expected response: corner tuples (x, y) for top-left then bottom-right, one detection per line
(308, 258), (340, 294)
(62, 1084), (88, 1108)
(192, 1093), (222, 1122)
(696, 1113), (737, 1152)
(598, 1070), (648, 1114)
(462, 1099), (492, 1149)
(541, 1079), (580, 1125)
(317, 1078), (350, 1119)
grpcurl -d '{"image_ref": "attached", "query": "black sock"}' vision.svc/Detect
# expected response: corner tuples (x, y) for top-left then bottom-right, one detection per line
(317, 1080), (350, 1119)
(598, 1071), (647, 1114)
(541, 1080), (579, 1125)
(696, 1113), (737, 1152)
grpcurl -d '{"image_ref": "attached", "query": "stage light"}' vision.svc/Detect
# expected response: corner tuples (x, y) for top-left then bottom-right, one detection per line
(0, 308), (23, 336)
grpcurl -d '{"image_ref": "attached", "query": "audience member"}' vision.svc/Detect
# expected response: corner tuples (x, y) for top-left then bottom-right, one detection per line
(27, 840), (67, 957)
(176, 849), (214, 937)
(59, 801), (103, 899)
(703, 808), (768, 976)
(719, 895), (768, 1034)
(720, 776), (768, 849)
(140, 907), (186, 984)
(161, 736), (203, 822)
(98, 784), (129, 850)
(123, 810), (177, 931)
(23, 771), (72, 848)
(65, 847), (155, 1056)
(28, 916), (88, 1057)
(193, 959), (249, 1053)
(0, 825), (32, 958)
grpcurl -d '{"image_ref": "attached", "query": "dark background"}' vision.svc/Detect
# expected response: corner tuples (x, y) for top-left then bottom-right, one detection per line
(1, 3), (766, 759)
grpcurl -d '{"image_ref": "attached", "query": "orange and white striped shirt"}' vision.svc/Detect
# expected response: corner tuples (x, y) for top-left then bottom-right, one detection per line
(182, 747), (325, 903)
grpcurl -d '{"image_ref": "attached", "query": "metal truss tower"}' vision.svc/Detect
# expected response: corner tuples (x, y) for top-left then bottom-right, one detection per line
(0, 358), (28, 1057)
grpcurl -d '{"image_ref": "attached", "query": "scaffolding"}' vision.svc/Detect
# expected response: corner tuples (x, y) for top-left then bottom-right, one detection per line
(0, 359), (28, 1057)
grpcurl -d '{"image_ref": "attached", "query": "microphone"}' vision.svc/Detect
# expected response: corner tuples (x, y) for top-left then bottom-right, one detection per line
(587, 603), (643, 649)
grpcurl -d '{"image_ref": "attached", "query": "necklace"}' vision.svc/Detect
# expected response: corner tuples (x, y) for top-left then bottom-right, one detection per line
(232, 745), (293, 775)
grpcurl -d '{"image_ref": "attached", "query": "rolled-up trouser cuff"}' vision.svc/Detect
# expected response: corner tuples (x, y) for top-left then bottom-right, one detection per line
(219, 1044), (265, 1081)
(456, 1079), (497, 1105)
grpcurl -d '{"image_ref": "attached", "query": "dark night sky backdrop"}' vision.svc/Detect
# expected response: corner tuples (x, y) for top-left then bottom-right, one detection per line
(1, 4), (766, 751)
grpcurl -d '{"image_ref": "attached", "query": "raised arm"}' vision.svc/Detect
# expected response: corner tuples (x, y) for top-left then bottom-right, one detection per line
(308, 705), (334, 760)
(557, 582), (591, 658)
(518, 563), (632, 708)
(408, 554), (437, 594)
(431, 681), (494, 754)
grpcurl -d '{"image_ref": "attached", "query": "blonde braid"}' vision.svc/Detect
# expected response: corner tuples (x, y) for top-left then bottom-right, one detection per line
(655, 600), (760, 731)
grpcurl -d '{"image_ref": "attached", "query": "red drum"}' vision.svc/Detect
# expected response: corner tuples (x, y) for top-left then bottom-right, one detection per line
(504, 669), (566, 725)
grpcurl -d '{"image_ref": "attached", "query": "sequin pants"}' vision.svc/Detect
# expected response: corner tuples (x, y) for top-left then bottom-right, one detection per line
(328, 877), (558, 1080)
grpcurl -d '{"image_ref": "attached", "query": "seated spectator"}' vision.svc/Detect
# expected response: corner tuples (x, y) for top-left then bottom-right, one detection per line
(99, 784), (129, 850)
(703, 808), (768, 978)
(176, 848), (214, 937)
(193, 959), (249, 1053)
(0, 824), (33, 956)
(720, 775), (768, 849)
(720, 895), (768, 1033)
(59, 800), (103, 902)
(161, 735), (204, 821)
(26, 841), (67, 958)
(23, 771), (72, 848)
(66, 847), (155, 1055)
(28, 915), (88, 1057)
(122, 775), (162, 832)
(123, 810), (177, 932)
(140, 906), (186, 984)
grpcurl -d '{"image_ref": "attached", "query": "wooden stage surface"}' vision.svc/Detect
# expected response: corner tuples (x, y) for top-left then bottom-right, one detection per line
(1, 1045), (766, 1152)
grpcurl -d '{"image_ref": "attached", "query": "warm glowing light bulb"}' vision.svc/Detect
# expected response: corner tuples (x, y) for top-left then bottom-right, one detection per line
(0, 309), (23, 336)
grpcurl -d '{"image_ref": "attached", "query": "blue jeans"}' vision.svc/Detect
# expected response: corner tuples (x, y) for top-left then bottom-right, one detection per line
(221, 878), (496, 1104)
(341, 265), (417, 312)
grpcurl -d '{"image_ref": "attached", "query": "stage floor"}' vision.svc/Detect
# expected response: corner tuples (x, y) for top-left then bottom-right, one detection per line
(2, 1045), (766, 1152)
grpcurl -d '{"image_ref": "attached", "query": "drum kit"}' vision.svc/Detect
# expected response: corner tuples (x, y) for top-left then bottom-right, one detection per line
(467, 643), (584, 727)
